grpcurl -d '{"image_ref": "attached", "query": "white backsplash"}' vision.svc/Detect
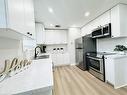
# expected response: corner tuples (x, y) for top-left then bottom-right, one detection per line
(23, 40), (36, 59)
(23, 49), (35, 59)
(0, 38), (23, 60)
(97, 37), (127, 52)
(0, 38), (23, 72)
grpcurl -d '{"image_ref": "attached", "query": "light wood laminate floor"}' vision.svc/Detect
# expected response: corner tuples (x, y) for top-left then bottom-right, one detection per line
(53, 66), (127, 95)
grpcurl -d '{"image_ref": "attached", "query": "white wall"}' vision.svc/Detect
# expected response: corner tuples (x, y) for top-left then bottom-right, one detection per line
(97, 37), (127, 52)
(68, 27), (81, 65)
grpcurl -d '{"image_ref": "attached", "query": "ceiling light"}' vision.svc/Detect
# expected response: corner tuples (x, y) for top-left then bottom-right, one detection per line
(48, 7), (53, 13)
(50, 24), (53, 26)
(85, 12), (90, 17)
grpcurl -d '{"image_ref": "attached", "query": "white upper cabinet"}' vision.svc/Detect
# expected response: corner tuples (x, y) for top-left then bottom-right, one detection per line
(111, 4), (127, 38)
(81, 21), (95, 36)
(0, 0), (6, 28)
(0, 0), (35, 39)
(6, 0), (25, 34)
(35, 24), (68, 45)
(81, 11), (110, 36)
(45, 30), (68, 45)
(35, 23), (45, 44)
(24, 0), (35, 39)
(93, 11), (110, 29)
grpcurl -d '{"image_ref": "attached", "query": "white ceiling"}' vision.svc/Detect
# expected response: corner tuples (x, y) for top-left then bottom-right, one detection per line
(34, 0), (127, 29)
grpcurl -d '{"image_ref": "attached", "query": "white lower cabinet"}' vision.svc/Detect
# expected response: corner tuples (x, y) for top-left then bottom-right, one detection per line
(105, 56), (127, 89)
(51, 53), (70, 66)
(105, 57), (115, 85)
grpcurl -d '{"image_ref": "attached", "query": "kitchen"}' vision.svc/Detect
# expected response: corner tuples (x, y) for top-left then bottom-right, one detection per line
(0, 0), (127, 95)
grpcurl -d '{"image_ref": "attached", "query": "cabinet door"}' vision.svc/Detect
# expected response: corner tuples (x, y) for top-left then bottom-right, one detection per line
(81, 24), (93, 36)
(51, 54), (57, 66)
(105, 57), (115, 85)
(63, 53), (70, 65)
(36, 23), (45, 44)
(94, 11), (110, 28)
(45, 30), (67, 44)
(119, 4), (127, 37)
(51, 53), (68, 66)
(6, 0), (25, 34)
(111, 5), (120, 38)
(24, 0), (35, 39)
(111, 4), (127, 38)
(57, 54), (64, 65)
(0, 0), (6, 28)
(56, 30), (67, 44)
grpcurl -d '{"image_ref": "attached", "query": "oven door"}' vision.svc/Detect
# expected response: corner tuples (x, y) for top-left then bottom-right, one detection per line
(87, 56), (104, 74)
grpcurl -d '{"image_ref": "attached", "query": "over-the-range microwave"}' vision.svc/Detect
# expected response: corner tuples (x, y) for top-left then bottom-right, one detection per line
(92, 23), (111, 38)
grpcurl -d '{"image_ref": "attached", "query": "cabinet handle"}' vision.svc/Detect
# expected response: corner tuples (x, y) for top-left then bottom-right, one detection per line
(27, 32), (32, 36)
(27, 32), (30, 34)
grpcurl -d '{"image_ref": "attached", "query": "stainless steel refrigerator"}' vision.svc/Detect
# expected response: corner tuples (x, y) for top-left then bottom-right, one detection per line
(75, 34), (96, 70)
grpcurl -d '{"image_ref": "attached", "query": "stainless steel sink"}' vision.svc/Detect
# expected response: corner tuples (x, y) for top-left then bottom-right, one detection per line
(35, 55), (49, 60)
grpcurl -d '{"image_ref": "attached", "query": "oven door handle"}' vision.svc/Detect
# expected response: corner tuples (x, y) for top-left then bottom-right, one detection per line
(87, 56), (103, 61)
(89, 67), (103, 74)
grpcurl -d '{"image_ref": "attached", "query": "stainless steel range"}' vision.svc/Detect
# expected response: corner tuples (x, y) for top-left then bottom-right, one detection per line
(86, 52), (116, 81)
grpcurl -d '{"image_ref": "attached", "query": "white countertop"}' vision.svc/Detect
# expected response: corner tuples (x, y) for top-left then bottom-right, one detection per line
(105, 53), (127, 59)
(0, 58), (53, 95)
(38, 53), (52, 56)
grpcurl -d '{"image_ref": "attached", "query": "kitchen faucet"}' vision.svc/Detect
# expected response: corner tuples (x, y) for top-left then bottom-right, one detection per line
(35, 46), (43, 58)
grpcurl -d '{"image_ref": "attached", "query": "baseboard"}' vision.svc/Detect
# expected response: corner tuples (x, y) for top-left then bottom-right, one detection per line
(55, 64), (71, 67)
(106, 81), (127, 89)
(54, 63), (76, 67)
(70, 64), (76, 66)
(114, 84), (127, 89)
